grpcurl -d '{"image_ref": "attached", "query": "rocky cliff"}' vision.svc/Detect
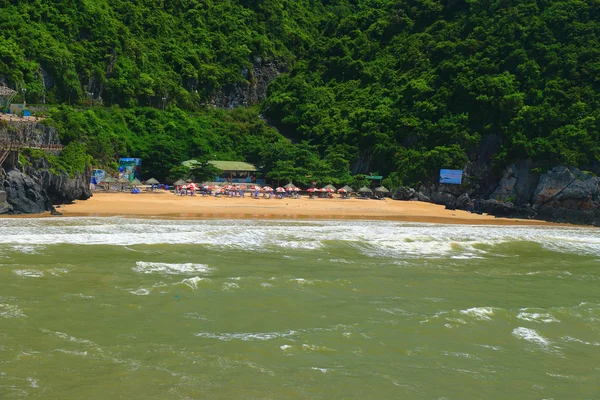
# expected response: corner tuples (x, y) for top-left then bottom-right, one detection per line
(393, 162), (600, 226)
(212, 58), (285, 109)
(0, 159), (92, 215)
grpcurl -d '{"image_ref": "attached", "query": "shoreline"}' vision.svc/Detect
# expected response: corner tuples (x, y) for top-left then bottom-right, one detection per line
(0, 191), (573, 226)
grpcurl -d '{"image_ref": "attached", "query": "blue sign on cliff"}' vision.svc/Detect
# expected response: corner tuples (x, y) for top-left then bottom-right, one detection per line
(439, 169), (463, 184)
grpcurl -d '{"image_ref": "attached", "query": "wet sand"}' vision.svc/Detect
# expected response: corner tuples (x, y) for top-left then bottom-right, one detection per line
(20, 191), (563, 226)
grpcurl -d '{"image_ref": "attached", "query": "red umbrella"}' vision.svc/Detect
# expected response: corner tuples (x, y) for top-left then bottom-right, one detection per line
(262, 186), (274, 192)
(338, 188), (347, 193)
(307, 188), (318, 192)
(276, 187), (285, 193)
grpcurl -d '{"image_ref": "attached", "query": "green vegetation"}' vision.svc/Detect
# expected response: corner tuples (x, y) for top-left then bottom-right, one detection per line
(2, 0), (599, 187)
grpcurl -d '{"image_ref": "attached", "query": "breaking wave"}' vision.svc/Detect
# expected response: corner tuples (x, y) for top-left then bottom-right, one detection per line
(133, 262), (212, 275)
(0, 217), (599, 259)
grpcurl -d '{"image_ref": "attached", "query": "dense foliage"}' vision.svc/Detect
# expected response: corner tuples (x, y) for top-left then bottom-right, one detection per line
(264, 0), (600, 185)
(44, 105), (353, 184)
(3, 0), (600, 187)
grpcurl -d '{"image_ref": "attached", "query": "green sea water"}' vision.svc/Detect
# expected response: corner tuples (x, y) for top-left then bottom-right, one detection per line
(0, 218), (599, 399)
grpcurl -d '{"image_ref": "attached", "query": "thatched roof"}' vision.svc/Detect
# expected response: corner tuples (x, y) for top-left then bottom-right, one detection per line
(103, 176), (117, 183)
(323, 184), (337, 190)
(117, 177), (129, 183)
(374, 186), (389, 193)
(283, 182), (298, 189)
(207, 160), (257, 171)
(340, 185), (354, 193)
(358, 186), (373, 193)
(130, 178), (142, 186)
(173, 179), (187, 186)
(145, 178), (159, 184)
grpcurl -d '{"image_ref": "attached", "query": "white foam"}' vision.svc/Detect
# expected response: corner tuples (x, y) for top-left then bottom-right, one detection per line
(127, 288), (150, 296)
(11, 245), (42, 254)
(195, 330), (297, 341)
(13, 269), (44, 278)
(280, 345), (293, 350)
(178, 277), (210, 290)
(0, 304), (26, 318)
(40, 329), (96, 347)
(562, 336), (600, 347)
(0, 218), (599, 260)
(133, 262), (212, 275)
(512, 327), (550, 347)
(222, 282), (239, 291)
(517, 312), (560, 323)
(460, 307), (494, 321)
(302, 344), (336, 352)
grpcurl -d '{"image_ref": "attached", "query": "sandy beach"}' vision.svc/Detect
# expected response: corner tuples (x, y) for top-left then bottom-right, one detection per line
(8, 190), (557, 226)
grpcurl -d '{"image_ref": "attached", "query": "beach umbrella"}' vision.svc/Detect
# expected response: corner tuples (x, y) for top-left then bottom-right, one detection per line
(262, 186), (273, 191)
(238, 185), (247, 190)
(338, 188), (347, 193)
(145, 178), (159, 185)
(358, 186), (373, 193)
(250, 185), (261, 191)
(307, 187), (318, 192)
(323, 184), (337, 191)
(294, 187), (300, 192)
(276, 187), (285, 193)
(375, 186), (390, 193)
(174, 179), (187, 186)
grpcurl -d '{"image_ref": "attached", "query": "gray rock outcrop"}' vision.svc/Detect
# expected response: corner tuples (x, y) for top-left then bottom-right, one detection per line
(392, 163), (600, 225)
(0, 160), (92, 215)
(213, 58), (285, 109)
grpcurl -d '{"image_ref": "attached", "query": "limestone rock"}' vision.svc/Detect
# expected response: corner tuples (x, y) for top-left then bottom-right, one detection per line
(392, 187), (415, 200)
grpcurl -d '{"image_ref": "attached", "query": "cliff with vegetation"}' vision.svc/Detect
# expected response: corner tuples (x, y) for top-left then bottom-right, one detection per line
(1, 0), (599, 221)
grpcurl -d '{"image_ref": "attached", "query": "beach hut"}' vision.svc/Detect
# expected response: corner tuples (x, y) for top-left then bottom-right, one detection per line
(145, 177), (160, 191)
(173, 179), (187, 186)
(130, 178), (142, 187)
(102, 176), (116, 191)
(340, 185), (354, 193)
(116, 177), (129, 191)
(358, 186), (373, 198)
(284, 182), (298, 191)
(374, 186), (390, 199)
(323, 184), (337, 191)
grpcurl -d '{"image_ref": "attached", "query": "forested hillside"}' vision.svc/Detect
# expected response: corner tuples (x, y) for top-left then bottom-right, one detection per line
(1, 0), (599, 188)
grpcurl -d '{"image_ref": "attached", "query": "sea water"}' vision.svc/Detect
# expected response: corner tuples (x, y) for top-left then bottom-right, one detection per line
(0, 217), (599, 399)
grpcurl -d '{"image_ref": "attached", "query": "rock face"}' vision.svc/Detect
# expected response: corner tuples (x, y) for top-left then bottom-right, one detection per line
(392, 163), (600, 225)
(0, 161), (92, 215)
(213, 58), (285, 109)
